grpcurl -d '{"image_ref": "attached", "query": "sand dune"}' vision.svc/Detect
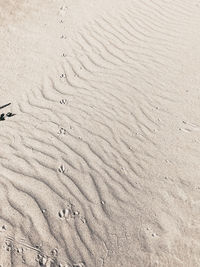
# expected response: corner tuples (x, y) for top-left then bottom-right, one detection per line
(1, 0), (200, 266)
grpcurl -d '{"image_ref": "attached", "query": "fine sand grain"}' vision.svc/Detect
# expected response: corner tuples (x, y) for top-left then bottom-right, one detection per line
(1, 0), (200, 266)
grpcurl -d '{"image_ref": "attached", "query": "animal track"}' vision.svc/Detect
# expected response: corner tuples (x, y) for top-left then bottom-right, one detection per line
(58, 203), (86, 224)
(1, 235), (85, 266)
(60, 99), (68, 104)
(59, 5), (68, 17)
(0, 235), (86, 267)
(58, 165), (65, 173)
(57, 127), (67, 135)
(60, 35), (67, 39)
(60, 73), (67, 78)
(179, 121), (200, 132)
(58, 208), (71, 219)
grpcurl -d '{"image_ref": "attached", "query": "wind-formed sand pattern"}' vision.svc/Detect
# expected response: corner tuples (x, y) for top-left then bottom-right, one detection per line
(1, 0), (200, 266)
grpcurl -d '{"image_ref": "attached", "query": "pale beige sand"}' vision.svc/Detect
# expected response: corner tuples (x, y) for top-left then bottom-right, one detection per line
(1, 0), (200, 266)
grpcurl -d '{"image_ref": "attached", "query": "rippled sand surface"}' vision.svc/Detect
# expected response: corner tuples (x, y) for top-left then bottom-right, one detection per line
(1, 0), (200, 266)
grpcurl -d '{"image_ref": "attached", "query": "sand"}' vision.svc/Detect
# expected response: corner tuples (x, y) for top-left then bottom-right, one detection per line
(1, 0), (200, 266)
